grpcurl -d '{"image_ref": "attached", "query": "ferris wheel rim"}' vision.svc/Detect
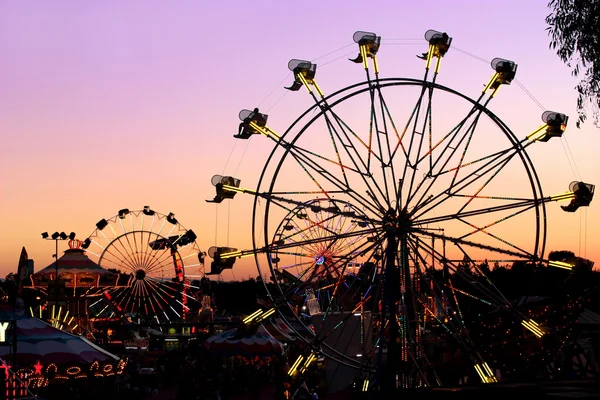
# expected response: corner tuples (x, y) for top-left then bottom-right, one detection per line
(249, 75), (548, 374)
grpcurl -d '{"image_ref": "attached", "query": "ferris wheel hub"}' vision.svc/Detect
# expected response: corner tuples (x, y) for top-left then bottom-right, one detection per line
(135, 269), (146, 280)
(382, 208), (412, 233)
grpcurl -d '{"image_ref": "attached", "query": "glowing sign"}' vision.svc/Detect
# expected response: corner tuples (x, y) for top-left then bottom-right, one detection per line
(0, 322), (11, 343)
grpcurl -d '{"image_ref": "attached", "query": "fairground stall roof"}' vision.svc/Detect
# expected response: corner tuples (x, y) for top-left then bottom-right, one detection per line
(0, 304), (125, 391)
(29, 239), (117, 288)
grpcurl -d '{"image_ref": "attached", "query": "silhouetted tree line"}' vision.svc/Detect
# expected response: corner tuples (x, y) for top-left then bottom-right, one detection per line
(2, 251), (598, 316)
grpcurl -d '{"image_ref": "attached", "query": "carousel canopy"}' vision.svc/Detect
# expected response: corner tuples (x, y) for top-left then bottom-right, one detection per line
(30, 239), (117, 288)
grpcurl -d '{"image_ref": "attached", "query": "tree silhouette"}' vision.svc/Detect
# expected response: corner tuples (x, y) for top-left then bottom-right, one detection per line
(546, 0), (600, 127)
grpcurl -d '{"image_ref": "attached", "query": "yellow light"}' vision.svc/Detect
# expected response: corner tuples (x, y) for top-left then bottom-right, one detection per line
(220, 250), (242, 259)
(248, 121), (280, 140)
(483, 73), (499, 93)
(29, 307), (34, 317)
(482, 362), (494, 377)
(474, 364), (486, 382)
(312, 80), (324, 98)
(360, 45), (368, 70)
(474, 363), (497, 383)
(51, 305), (55, 321)
(490, 85), (500, 98)
(297, 73), (312, 94)
(549, 260), (573, 270)
(256, 308), (276, 322)
(550, 191), (575, 202)
(243, 309), (263, 324)
(221, 185), (244, 194)
(288, 355), (304, 376)
(362, 379), (369, 391)
(434, 56), (442, 74)
(63, 310), (69, 322)
(526, 124), (549, 141)
(521, 319), (544, 338)
(300, 353), (317, 373)
(425, 44), (433, 69)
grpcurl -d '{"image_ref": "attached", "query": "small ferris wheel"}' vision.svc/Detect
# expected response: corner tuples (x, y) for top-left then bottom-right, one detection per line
(82, 206), (206, 324)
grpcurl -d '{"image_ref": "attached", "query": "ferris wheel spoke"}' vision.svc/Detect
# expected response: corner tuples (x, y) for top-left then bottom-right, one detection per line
(399, 82), (433, 202)
(146, 253), (178, 275)
(316, 105), (396, 210)
(407, 235), (510, 310)
(445, 114), (488, 191)
(98, 246), (139, 274)
(452, 242), (513, 307)
(365, 86), (414, 209)
(402, 85), (443, 211)
(288, 143), (363, 174)
(119, 233), (158, 272)
(415, 94), (487, 173)
(272, 227), (380, 255)
(279, 260), (315, 271)
(411, 147), (521, 220)
(116, 223), (143, 267)
(146, 276), (180, 294)
(138, 231), (158, 272)
(285, 140), (387, 214)
(279, 217), (372, 252)
(415, 197), (537, 226)
(105, 237), (142, 271)
(411, 61), (517, 204)
(413, 227), (532, 259)
(407, 114), (503, 212)
(247, 184), (380, 224)
(117, 290), (134, 314)
(143, 279), (177, 309)
(408, 115), (482, 208)
(284, 211), (355, 240)
(454, 212), (534, 254)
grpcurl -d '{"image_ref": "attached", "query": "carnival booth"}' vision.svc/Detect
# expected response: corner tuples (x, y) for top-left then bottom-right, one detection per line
(0, 304), (126, 397)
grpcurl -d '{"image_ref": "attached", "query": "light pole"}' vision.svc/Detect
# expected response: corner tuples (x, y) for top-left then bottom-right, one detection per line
(41, 231), (75, 306)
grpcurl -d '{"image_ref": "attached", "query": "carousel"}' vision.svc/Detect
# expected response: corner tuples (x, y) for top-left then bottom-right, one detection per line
(26, 239), (118, 334)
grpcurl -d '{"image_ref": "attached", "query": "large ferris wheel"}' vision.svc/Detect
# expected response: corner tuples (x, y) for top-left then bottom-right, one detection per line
(82, 206), (206, 324)
(206, 30), (595, 391)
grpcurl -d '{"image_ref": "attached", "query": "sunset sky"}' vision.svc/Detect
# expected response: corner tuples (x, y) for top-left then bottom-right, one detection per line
(1, 0), (598, 282)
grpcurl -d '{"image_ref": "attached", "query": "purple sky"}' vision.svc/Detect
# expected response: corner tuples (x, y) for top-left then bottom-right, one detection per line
(0, 0), (598, 281)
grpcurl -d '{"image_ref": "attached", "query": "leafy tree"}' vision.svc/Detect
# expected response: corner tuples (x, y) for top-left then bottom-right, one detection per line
(546, 0), (600, 128)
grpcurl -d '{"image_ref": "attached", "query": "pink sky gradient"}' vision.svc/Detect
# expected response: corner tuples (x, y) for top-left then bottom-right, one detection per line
(1, 0), (598, 281)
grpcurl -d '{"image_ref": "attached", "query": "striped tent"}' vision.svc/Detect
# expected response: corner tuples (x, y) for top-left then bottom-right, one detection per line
(204, 326), (284, 357)
(0, 305), (123, 372)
